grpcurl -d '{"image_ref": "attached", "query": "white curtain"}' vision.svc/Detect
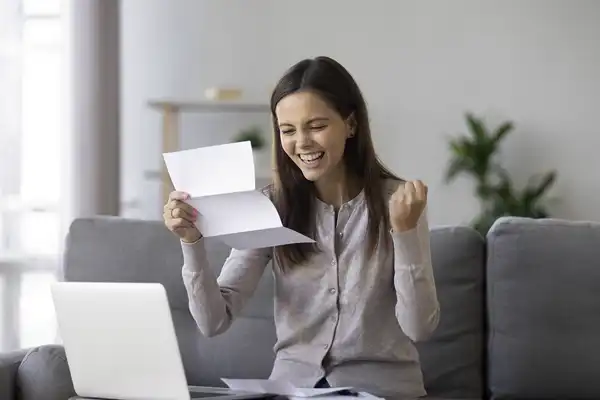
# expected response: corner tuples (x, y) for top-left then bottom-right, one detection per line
(0, 0), (64, 351)
(0, 0), (120, 352)
(0, 0), (24, 351)
(0, 1), (21, 207)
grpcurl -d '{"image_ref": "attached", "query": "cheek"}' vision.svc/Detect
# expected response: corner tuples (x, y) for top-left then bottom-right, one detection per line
(280, 136), (295, 157)
(320, 131), (347, 159)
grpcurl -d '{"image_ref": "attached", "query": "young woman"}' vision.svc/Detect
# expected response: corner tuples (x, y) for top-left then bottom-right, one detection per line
(163, 56), (439, 399)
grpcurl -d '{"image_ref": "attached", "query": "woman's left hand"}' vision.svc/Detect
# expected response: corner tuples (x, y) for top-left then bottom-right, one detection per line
(389, 180), (428, 232)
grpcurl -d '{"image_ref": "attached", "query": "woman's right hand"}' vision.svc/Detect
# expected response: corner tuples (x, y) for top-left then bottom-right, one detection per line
(163, 191), (202, 243)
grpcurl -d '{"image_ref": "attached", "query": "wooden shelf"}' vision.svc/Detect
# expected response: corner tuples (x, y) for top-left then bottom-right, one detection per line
(147, 98), (271, 204)
(143, 169), (272, 182)
(148, 99), (270, 113)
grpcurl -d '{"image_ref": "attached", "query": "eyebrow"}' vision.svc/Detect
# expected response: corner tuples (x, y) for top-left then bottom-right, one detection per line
(278, 117), (329, 128)
(307, 117), (329, 124)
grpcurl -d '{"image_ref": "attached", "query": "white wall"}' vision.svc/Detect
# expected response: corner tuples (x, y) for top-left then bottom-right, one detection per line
(120, 0), (600, 226)
(120, 0), (275, 219)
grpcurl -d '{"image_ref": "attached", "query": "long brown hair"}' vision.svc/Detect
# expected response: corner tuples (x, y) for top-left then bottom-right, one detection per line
(270, 56), (401, 267)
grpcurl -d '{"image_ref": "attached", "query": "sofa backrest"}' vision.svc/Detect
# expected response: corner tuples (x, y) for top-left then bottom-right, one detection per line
(486, 217), (600, 400)
(416, 225), (486, 399)
(62, 217), (276, 386)
(61, 216), (487, 397)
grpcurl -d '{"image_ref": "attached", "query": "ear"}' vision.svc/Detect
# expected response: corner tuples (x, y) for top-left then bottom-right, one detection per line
(346, 113), (356, 138)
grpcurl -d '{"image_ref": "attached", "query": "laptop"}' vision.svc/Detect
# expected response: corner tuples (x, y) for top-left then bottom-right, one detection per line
(51, 281), (273, 400)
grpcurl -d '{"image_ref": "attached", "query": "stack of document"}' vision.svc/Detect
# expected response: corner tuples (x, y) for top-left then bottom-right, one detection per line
(221, 378), (383, 399)
(163, 141), (315, 250)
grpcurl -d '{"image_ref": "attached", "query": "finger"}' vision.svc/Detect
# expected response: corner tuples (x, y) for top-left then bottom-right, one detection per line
(170, 206), (196, 223)
(414, 180), (427, 200)
(164, 203), (196, 223)
(403, 181), (415, 195)
(168, 218), (193, 231)
(176, 201), (197, 218)
(168, 191), (190, 202)
(163, 199), (182, 212)
(166, 199), (197, 216)
(405, 189), (414, 204)
(403, 181), (415, 202)
(390, 189), (404, 203)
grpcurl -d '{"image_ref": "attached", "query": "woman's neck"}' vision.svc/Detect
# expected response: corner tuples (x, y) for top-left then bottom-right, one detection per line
(314, 166), (362, 209)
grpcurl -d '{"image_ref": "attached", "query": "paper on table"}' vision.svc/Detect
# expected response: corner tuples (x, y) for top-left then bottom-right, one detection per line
(162, 141), (315, 249)
(220, 378), (383, 398)
(284, 395), (383, 400)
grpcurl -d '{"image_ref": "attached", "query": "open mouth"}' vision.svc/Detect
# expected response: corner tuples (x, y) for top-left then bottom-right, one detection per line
(298, 152), (324, 165)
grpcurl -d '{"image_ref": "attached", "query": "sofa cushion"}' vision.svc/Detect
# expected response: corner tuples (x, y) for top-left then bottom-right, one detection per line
(62, 216), (274, 318)
(17, 345), (76, 400)
(416, 226), (486, 399)
(174, 309), (276, 386)
(487, 217), (600, 399)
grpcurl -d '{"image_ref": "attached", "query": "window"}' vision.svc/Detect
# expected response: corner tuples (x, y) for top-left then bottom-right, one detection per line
(0, 0), (62, 351)
(0, 276), (5, 346)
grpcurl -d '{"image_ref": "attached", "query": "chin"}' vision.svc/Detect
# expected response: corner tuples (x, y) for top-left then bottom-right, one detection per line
(291, 161), (322, 181)
(300, 170), (323, 182)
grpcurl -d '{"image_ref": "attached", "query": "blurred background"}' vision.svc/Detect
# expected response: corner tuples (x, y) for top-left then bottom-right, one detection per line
(0, 0), (599, 352)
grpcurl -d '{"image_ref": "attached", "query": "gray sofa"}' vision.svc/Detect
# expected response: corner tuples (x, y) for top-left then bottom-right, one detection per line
(1, 215), (600, 400)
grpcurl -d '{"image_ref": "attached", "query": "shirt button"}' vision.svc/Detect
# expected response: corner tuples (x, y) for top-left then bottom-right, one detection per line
(323, 344), (329, 350)
(329, 288), (337, 294)
(338, 232), (343, 237)
(330, 259), (336, 266)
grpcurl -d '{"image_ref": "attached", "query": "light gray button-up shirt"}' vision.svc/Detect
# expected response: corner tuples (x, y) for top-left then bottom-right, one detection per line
(181, 179), (440, 399)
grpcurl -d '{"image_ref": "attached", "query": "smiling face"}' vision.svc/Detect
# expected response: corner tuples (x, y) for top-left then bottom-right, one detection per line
(275, 90), (353, 183)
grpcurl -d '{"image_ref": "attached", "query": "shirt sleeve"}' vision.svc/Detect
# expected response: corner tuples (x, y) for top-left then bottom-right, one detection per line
(390, 207), (440, 342)
(180, 239), (272, 337)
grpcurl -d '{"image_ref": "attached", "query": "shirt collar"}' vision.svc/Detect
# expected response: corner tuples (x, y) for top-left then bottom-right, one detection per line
(315, 188), (365, 212)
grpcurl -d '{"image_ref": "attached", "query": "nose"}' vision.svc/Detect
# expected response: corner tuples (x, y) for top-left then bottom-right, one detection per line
(296, 128), (313, 149)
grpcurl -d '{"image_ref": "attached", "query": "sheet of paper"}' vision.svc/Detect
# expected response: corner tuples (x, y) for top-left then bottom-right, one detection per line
(221, 378), (360, 398)
(162, 142), (315, 249)
(285, 395), (383, 400)
(214, 227), (315, 250)
(162, 141), (255, 197)
(187, 191), (281, 237)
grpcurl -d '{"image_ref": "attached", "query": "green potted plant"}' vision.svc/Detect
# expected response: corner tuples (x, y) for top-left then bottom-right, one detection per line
(232, 126), (270, 177)
(232, 126), (265, 150)
(445, 113), (558, 235)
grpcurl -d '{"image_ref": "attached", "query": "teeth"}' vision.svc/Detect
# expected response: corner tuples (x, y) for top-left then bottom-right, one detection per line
(299, 152), (324, 162)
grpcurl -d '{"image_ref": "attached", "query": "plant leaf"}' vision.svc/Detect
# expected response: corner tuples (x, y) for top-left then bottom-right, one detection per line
(523, 171), (557, 203)
(465, 113), (488, 143)
(492, 121), (513, 144)
(445, 158), (467, 182)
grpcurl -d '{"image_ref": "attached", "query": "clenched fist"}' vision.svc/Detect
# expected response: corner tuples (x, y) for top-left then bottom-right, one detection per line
(389, 180), (428, 232)
(163, 191), (202, 243)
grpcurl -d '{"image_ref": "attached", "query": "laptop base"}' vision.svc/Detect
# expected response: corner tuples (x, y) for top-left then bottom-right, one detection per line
(69, 385), (277, 400)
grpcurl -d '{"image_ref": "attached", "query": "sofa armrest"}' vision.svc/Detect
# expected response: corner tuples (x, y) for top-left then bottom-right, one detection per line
(0, 348), (30, 400)
(17, 344), (76, 400)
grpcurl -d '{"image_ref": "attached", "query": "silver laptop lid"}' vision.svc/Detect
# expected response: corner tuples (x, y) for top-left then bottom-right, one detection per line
(51, 281), (191, 400)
